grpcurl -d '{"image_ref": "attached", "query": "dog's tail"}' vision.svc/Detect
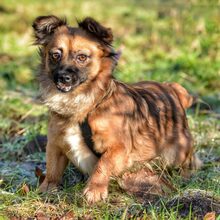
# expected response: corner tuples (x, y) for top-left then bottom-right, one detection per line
(166, 82), (195, 109)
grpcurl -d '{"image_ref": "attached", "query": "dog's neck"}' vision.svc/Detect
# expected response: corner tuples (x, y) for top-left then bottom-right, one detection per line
(39, 74), (115, 122)
(39, 56), (117, 122)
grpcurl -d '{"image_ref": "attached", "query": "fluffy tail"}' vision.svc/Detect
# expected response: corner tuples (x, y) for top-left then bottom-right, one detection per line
(166, 82), (195, 109)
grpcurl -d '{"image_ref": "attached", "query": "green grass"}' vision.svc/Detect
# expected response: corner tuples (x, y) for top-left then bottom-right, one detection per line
(0, 0), (220, 219)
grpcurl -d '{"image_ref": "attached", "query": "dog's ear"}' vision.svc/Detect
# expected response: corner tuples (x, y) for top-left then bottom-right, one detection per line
(78, 17), (113, 45)
(32, 15), (67, 45)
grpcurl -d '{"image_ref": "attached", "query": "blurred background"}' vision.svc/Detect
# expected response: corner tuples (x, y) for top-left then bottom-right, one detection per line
(1, 0), (219, 150)
(1, 0), (220, 93)
(0, 0), (219, 218)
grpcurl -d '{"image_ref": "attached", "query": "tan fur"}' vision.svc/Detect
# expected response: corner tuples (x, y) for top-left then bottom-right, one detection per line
(165, 82), (194, 109)
(33, 16), (201, 203)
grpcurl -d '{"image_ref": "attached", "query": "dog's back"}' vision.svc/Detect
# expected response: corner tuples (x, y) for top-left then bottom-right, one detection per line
(128, 81), (200, 170)
(133, 81), (193, 110)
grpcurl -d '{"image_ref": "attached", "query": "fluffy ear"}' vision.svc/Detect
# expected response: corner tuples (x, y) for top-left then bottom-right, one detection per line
(32, 15), (67, 45)
(78, 17), (113, 45)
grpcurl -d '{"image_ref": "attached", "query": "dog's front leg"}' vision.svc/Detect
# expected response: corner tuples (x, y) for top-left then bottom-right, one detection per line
(64, 124), (98, 175)
(83, 145), (131, 203)
(39, 141), (69, 192)
(39, 122), (97, 192)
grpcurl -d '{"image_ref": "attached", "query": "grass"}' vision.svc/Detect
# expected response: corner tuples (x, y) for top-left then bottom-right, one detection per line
(0, 0), (220, 219)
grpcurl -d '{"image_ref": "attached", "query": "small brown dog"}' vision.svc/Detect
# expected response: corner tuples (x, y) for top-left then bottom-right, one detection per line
(33, 15), (201, 203)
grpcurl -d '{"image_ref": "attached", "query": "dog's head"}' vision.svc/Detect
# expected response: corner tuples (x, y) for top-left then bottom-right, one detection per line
(33, 15), (117, 93)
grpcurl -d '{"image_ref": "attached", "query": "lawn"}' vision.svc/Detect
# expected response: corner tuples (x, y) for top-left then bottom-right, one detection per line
(0, 0), (220, 219)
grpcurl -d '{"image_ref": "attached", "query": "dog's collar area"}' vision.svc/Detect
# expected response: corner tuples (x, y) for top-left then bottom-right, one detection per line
(89, 80), (115, 115)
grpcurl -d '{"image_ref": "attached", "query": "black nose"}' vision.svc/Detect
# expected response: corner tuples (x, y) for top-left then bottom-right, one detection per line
(58, 74), (72, 83)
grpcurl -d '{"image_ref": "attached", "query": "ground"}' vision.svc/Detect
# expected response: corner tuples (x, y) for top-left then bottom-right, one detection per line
(0, 0), (220, 219)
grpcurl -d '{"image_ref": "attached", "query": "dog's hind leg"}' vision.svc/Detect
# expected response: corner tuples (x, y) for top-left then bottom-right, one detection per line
(180, 148), (202, 177)
(161, 140), (202, 177)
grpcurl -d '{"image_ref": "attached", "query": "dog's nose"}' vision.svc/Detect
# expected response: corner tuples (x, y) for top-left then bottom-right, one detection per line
(58, 74), (72, 83)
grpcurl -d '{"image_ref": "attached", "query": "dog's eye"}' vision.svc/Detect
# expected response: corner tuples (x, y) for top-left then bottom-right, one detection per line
(51, 51), (61, 61)
(76, 54), (88, 63)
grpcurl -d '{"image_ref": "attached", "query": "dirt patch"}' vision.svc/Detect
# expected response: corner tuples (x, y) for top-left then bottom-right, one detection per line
(166, 190), (220, 219)
(118, 168), (175, 204)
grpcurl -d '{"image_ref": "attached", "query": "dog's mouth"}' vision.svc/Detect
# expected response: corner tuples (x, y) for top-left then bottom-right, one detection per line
(56, 82), (73, 93)
(55, 77), (86, 93)
(55, 74), (79, 93)
(53, 70), (87, 93)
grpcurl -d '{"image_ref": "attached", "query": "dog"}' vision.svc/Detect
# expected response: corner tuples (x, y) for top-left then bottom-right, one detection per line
(32, 15), (201, 203)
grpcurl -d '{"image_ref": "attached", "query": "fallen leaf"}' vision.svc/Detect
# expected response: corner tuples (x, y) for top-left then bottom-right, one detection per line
(35, 166), (46, 184)
(9, 217), (20, 220)
(60, 211), (75, 220)
(203, 211), (216, 220)
(35, 211), (50, 220)
(21, 183), (30, 195)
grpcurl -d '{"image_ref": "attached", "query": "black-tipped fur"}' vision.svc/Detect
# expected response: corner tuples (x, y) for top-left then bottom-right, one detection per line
(78, 17), (113, 45)
(32, 15), (67, 45)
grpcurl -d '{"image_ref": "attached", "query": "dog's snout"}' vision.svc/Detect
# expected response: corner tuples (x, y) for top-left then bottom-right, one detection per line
(66, 67), (78, 74)
(55, 66), (79, 83)
(64, 75), (72, 82)
(58, 74), (72, 83)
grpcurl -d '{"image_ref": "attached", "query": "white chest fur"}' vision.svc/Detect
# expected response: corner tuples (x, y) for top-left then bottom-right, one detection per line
(64, 125), (97, 175)
(42, 91), (94, 117)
